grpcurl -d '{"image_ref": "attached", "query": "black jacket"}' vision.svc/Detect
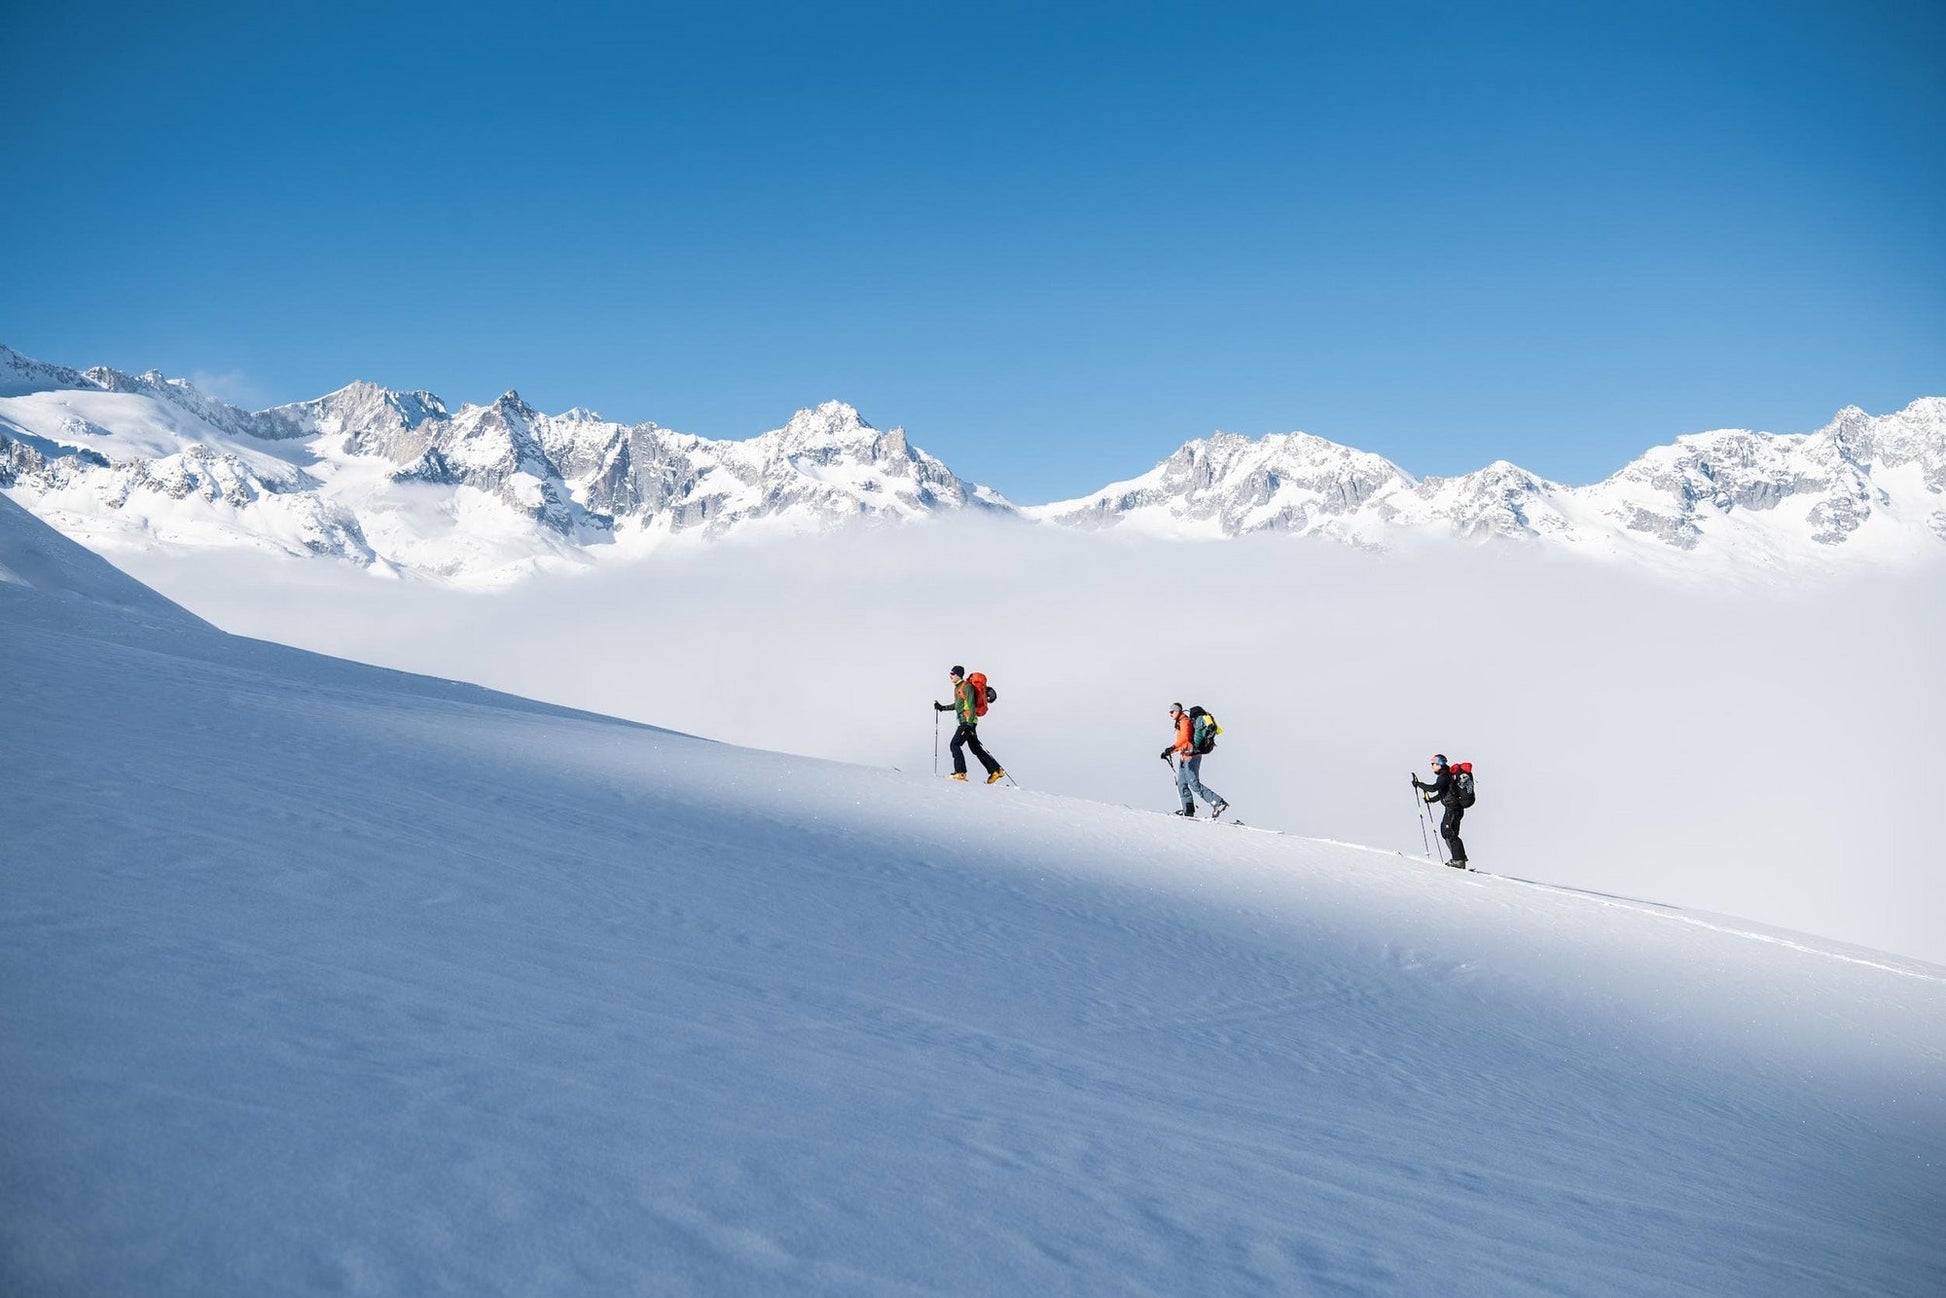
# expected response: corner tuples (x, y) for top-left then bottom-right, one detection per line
(1415, 768), (1460, 807)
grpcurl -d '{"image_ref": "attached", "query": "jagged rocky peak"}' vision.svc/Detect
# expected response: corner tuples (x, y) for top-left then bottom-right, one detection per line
(1608, 428), (1838, 516)
(275, 381), (450, 434)
(256, 382), (450, 460)
(762, 401), (912, 463)
(1450, 459), (1556, 490)
(477, 390), (539, 422)
(0, 345), (89, 396)
(1419, 460), (1576, 541)
(78, 364), (133, 389)
(1037, 428), (1418, 531)
(1834, 397), (1946, 486)
(79, 364), (192, 400)
(1145, 428), (1408, 487)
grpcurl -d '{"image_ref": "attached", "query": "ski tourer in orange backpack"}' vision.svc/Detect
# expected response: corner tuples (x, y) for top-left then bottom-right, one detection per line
(933, 665), (1006, 784)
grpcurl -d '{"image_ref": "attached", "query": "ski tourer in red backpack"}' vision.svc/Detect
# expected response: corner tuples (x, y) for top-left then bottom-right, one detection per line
(1412, 753), (1474, 868)
(933, 665), (1006, 784)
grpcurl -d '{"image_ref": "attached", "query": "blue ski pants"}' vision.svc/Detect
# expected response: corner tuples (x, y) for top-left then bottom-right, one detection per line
(1176, 754), (1223, 811)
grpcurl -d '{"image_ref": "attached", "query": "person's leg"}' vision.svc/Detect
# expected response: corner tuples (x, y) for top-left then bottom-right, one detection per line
(1441, 804), (1467, 863)
(949, 724), (971, 775)
(1174, 759), (1195, 811)
(1182, 755), (1224, 810)
(965, 726), (1001, 777)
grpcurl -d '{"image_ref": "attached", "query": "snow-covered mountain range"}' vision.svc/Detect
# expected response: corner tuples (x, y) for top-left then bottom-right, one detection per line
(0, 345), (1004, 581)
(3, 343), (1941, 582)
(1026, 408), (1946, 566)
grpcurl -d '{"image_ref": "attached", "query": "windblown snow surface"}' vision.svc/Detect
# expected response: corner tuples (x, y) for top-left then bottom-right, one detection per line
(3, 494), (1942, 1296)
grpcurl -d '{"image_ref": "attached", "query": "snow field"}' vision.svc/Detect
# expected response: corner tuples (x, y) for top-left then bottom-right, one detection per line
(2, 497), (1943, 1295)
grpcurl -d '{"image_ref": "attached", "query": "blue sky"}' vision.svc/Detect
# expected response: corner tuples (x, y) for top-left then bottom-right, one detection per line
(5, 0), (1942, 501)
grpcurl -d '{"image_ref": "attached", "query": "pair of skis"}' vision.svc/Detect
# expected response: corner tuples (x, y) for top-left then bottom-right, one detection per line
(1172, 807), (1243, 826)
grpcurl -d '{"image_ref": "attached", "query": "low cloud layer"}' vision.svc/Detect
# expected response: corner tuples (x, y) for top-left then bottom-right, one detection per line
(117, 520), (1946, 965)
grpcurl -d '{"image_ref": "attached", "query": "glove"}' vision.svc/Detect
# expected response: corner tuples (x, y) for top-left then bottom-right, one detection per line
(1160, 748), (1173, 761)
(1410, 775), (1421, 789)
(934, 701), (949, 712)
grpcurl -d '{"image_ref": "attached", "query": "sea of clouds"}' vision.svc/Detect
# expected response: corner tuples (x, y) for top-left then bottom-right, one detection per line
(113, 516), (1946, 965)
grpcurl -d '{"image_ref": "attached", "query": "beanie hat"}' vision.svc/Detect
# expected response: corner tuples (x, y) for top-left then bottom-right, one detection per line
(949, 665), (965, 678)
(1431, 753), (1448, 767)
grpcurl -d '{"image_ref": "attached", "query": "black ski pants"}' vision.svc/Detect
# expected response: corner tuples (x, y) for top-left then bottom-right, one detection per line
(950, 723), (1001, 777)
(1439, 803), (1468, 863)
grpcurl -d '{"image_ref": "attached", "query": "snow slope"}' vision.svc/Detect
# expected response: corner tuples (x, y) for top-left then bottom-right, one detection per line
(3, 494), (1943, 1296)
(0, 485), (212, 633)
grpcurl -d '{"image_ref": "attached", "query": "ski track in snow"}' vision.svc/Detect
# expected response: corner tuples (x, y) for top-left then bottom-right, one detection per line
(3, 497), (1944, 1297)
(1308, 840), (1946, 985)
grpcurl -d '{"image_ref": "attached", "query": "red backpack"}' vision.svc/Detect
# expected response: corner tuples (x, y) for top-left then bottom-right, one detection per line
(966, 671), (996, 717)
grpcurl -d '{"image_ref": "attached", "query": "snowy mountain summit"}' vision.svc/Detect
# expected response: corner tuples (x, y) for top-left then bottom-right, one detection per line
(1024, 431), (1415, 541)
(3, 342), (1941, 581)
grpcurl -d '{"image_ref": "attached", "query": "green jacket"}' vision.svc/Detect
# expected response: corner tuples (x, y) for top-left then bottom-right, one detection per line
(951, 678), (979, 725)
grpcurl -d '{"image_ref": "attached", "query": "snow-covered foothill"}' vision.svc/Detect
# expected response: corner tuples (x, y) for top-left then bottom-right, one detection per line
(3, 494), (1942, 1296)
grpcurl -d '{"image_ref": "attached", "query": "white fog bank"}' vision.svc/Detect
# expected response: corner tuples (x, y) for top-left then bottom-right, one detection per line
(111, 519), (1946, 965)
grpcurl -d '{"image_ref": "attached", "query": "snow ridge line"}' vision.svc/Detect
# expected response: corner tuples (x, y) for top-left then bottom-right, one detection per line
(1316, 838), (1945, 983)
(1520, 882), (1946, 983)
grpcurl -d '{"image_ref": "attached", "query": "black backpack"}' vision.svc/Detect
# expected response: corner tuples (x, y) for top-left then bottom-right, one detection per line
(1451, 762), (1476, 808)
(1188, 705), (1220, 755)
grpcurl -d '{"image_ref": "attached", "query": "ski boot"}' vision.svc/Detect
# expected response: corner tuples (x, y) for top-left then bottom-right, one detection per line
(986, 770), (1007, 785)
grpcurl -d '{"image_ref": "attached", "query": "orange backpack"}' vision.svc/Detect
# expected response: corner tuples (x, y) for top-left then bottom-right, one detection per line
(966, 671), (996, 717)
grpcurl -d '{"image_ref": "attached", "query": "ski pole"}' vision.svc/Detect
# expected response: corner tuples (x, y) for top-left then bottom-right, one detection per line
(933, 707), (940, 777)
(1411, 777), (1433, 860)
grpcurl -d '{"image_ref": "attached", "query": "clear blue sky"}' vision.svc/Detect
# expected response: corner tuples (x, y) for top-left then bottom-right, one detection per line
(5, 0), (1942, 500)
